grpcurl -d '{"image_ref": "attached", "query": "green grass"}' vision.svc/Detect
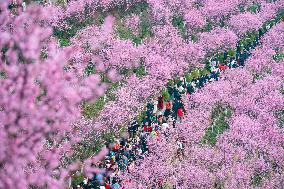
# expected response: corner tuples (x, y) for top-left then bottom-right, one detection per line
(280, 85), (284, 95)
(133, 63), (147, 78)
(58, 38), (70, 47)
(273, 52), (284, 62)
(252, 72), (263, 83)
(116, 24), (136, 40)
(84, 62), (95, 76)
(71, 174), (84, 187)
(172, 15), (188, 40)
(200, 20), (214, 33)
(116, 1), (149, 17)
(250, 171), (269, 187)
(238, 2), (260, 13)
(275, 109), (284, 128)
(251, 174), (262, 187)
(201, 104), (233, 146)
(189, 69), (201, 80)
(53, 16), (95, 41)
(116, 8), (152, 45)
(82, 97), (106, 119)
(228, 49), (236, 57)
(248, 3), (261, 13)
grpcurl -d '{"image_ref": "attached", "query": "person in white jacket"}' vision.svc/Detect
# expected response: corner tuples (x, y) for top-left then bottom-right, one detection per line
(153, 100), (158, 114)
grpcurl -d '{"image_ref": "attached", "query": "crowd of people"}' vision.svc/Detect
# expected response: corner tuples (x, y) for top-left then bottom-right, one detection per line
(75, 81), (187, 189)
(74, 27), (263, 189)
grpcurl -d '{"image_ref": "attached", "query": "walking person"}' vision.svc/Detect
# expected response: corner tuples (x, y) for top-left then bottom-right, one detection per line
(164, 100), (172, 118)
(127, 121), (134, 138)
(157, 96), (164, 110)
(129, 119), (139, 138)
(177, 107), (184, 123)
(176, 139), (184, 161)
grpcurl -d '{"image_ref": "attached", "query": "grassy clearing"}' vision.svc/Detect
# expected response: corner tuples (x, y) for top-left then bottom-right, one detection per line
(201, 104), (233, 146)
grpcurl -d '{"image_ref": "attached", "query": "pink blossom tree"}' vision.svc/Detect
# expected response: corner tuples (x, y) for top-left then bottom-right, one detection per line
(228, 12), (263, 36)
(120, 20), (284, 189)
(1, 0), (284, 188)
(0, 2), (110, 188)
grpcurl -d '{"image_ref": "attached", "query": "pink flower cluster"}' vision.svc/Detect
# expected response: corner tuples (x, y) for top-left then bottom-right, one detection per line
(228, 13), (263, 36)
(120, 21), (284, 189)
(1, 0), (284, 188)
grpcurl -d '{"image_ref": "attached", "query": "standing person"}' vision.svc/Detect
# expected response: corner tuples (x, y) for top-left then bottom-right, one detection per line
(124, 144), (130, 159)
(151, 129), (157, 138)
(122, 154), (129, 167)
(238, 49), (245, 66)
(167, 115), (173, 127)
(146, 103), (154, 117)
(177, 107), (184, 123)
(119, 138), (126, 155)
(172, 116), (177, 128)
(172, 100), (179, 128)
(198, 76), (206, 88)
(127, 120), (134, 138)
(218, 63), (228, 72)
(210, 62), (219, 73)
(167, 86), (175, 100)
(177, 84), (184, 93)
(182, 77), (187, 89)
(128, 161), (135, 173)
(223, 51), (228, 61)
(153, 100), (158, 114)
(229, 58), (237, 68)
(105, 182), (111, 189)
(236, 42), (241, 59)
(164, 100), (172, 118)
(173, 87), (181, 101)
(157, 115), (163, 125)
(176, 139), (184, 161)
(143, 115), (151, 126)
(113, 140), (121, 152)
(129, 119), (139, 138)
(151, 113), (157, 123)
(177, 78), (185, 94)
(82, 178), (89, 189)
(111, 178), (121, 189)
(157, 96), (164, 110)
(161, 120), (169, 133)
(96, 173), (104, 185)
(186, 83), (194, 95)
(212, 71), (220, 81)
(172, 99), (180, 116)
(210, 58), (217, 68)
(143, 122), (149, 133)
(191, 79), (200, 91)
(140, 135), (148, 153)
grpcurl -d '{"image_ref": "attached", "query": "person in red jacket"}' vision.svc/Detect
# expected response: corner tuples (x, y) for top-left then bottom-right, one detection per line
(177, 108), (184, 117)
(113, 140), (120, 151)
(147, 125), (152, 133)
(177, 107), (184, 123)
(143, 122), (152, 134)
(105, 182), (110, 189)
(164, 101), (172, 118)
(218, 63), (228, 72)
(143, 125), (146, 132)
(143, 122), (149, 132)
